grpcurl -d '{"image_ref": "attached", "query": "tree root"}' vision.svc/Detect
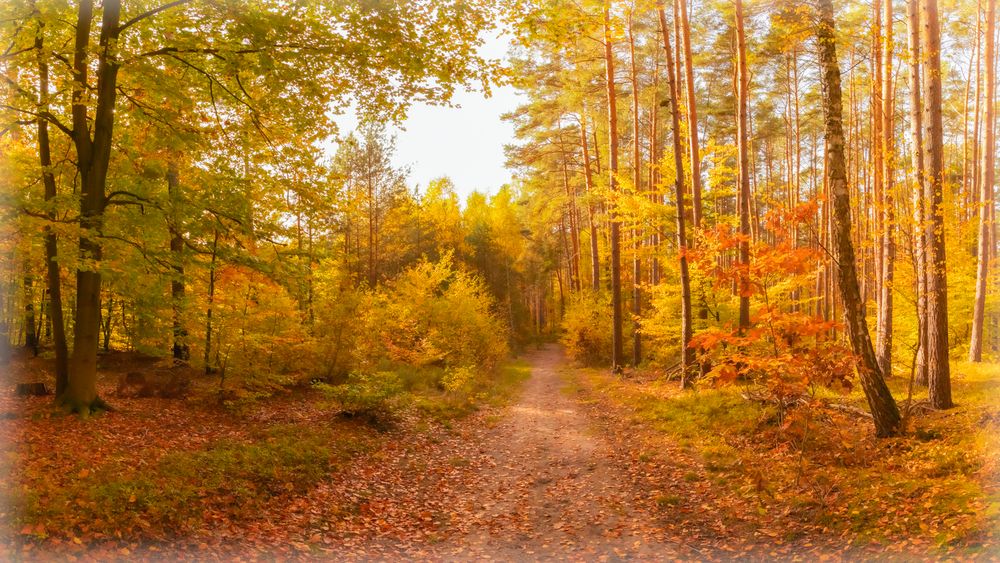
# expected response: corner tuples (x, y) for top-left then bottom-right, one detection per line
(55, 394), (115, 417)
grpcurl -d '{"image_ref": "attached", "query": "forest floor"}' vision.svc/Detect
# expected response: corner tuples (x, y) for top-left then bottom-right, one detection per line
(2, 345), (999, 560)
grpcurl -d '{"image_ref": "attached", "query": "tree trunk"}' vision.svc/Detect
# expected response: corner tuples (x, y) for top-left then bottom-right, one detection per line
(63, 0), (122, 414)
(628, 11), (642, 367)
(35, 23), (69, 393)
(167, 162), (190, 362)
(604, 7), (624, 373)
(919, 0), (953, 409)
(906, 0), (929, 386)
(735, 0), (751, 331)
(876, 0), (896, 376)
(816, 0), (902, 437)
(872, 0), (885, 300)
(205, 230), (219, 375)
(580, 111), (601, 292)
(649, 67), (661, 285)
(658, 3), (695, 385)
(971, 0), (995, 362)
(679, 0), (701, 229)
(22, 273), (37, 353)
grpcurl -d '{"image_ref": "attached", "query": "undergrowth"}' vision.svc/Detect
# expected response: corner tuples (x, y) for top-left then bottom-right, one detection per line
(569, 360), (1000, 553)
(16, 423), (373, 541)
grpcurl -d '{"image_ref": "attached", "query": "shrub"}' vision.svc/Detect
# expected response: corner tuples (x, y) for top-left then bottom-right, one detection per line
(561, 293), (612, 365)
(316, 371), (405, 425)
(353, 254), (509, 373)
(195, 265), (315, 399)
(441, 365), (477, 393)
(687, 203), (856, 408)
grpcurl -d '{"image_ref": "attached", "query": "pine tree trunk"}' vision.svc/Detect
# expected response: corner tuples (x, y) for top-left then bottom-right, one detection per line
(678, 0), (702, 229)
(816, 0), (902, 438)
(604, 7), (624, 373)
(971, 0), (995, 362)
(628, 12), (642, 367)
(919, 0), (953, 409)
(735, 0), (751, 331)
(876, 0), (896, 376)
(658, 3), (695, 385)
(580, 110), (601, 292)
(872, 0), (885, 301)
(906, 0), (929, 386)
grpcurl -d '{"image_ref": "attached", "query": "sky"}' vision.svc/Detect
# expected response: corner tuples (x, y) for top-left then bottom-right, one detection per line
(332, 36), (523, 200)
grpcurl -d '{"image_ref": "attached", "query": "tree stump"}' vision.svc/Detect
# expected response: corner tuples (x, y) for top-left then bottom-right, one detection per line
(14, 382), (50, 396)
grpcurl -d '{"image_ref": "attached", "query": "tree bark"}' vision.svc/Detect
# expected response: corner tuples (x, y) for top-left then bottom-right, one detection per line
(205, 230), (219, 375)
(22, 273), (36, 353)
(580, 111), (601, 292)
(919, 0), (953, 409)
(678, 0), (702, 229)
(658, 3), (695, 385)
(872, 0), (885, 298)
(905, 0), (929, 386)
(816, 0), (902, 437)
(604, 7), (624, 373)
(167, 162), (190, 362)
(735, 0), (751, 331)
(35, 23), (69, 393)
(63, 0), (122, 414)
(876, 0), (896, 376)
(628, 11), (642, 367)
(971, 0), (995, 362)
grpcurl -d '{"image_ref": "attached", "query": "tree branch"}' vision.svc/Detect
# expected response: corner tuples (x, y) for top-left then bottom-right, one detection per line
(1, 103), (74, 137)
(118, 0), (191, 33)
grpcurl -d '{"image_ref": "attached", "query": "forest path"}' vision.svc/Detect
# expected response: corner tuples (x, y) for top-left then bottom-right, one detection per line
(265, 345), (680, 560)
(452, 344), (677, 559)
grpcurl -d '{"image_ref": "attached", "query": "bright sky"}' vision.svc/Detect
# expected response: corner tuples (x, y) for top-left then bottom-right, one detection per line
(332, 36), (522, 199)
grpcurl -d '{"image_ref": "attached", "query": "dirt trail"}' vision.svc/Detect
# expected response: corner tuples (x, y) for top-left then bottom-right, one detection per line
(262, 345), (679, 560)
(456, 345), (676, 559)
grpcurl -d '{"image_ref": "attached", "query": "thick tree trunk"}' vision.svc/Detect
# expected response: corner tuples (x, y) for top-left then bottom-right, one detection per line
(658, 3), (695, 385)
(816, 0), (902, 438)
(735, 0), (751, 331)
(971, 0), (995, 362)
(604, 7), (624, 373)
(63, 0), (122, 414)
(919, 0), (953, 409)
(876, 0), (896, 376)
